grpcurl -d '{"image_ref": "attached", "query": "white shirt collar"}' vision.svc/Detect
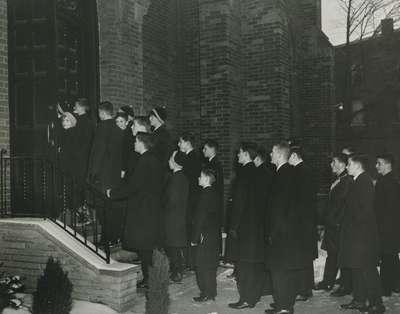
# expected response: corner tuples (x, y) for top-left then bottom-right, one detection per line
(353, 171), (364, 181)
(276, 162), (287, 171)
(186, 148), (193, 155)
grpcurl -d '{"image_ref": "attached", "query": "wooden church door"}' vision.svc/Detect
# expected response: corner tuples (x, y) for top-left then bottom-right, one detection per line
(7, 0), (99, 215)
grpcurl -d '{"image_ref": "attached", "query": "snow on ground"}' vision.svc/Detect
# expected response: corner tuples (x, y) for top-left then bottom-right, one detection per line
(2, 294), (120, 314)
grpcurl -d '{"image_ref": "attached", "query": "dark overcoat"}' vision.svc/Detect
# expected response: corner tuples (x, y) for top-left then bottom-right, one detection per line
(229, 162), (265, 263)
(58, 127), (79, 177)
(374, 172), (400, 253)
(321, 171), (352, 252)
(110, 150), (163, 250)
(267, 163), (311, 270)
(87, 119), (124, 191)
(256, 162), (274, 240)
(121, 122), (138, 179)
(204, 156), (224, 228)
(183, 149), (202, 225)
(74, 113), (94, 186)
(164, 170), (189, 247)
(152, 125), (173, 169)
(191, 186), (220, 268)
(56, 126), (81, 215)
(338, 172), (380, 268)
(292, 162), (318, 260)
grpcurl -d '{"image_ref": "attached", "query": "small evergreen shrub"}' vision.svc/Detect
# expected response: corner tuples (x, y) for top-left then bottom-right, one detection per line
(32, 257), (73, 314)
(145, 249), (170, 314)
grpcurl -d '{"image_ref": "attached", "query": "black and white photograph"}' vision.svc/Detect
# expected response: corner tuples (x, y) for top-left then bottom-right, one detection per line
(0, 0), (399, 313)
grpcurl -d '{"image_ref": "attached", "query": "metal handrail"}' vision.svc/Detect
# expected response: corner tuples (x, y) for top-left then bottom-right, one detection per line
(0, 150), (111, 263)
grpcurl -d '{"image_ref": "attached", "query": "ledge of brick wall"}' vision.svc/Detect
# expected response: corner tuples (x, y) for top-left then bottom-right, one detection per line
(0, 218), (140, 313)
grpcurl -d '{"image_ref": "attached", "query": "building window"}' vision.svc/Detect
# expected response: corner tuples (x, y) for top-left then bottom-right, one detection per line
(351, 100), (365, 126)
(351, 63), (364, 85)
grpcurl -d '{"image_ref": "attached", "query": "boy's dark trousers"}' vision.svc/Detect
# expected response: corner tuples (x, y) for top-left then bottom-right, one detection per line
(195, 266), (217, 298)
(137, 249), (153, 283)
(296, 263), (314, 296)
(380, 252), (400, 293)
(323, 249), (338, 285)
(166, 247), (184, 276)
(351, 266), (382, 306)
(270, 266), (297, 312)
(237, 261), (265, 305)
(104, 201), (125, 244)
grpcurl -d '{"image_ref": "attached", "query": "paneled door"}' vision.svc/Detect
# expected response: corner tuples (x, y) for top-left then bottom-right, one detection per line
(8, 0), (99, 215)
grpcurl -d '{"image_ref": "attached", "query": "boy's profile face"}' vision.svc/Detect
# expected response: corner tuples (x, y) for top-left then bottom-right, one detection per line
(254, 156), (263, 167)
(203, 145), (214, 159)
(375, 158), (389, 175)
(73, 102), (85, 115)
(178, 138), (189, 153)
(98, 110), (107, 121)
(149, 114), (157, 127)
(237, 148), (248, 165)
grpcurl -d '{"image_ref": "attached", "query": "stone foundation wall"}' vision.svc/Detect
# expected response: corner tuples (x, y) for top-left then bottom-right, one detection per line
(0, 219), (139, 313)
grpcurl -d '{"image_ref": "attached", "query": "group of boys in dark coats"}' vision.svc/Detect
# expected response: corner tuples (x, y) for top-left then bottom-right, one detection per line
(57, 99), (399, 314)
(316, 152), (400, 314)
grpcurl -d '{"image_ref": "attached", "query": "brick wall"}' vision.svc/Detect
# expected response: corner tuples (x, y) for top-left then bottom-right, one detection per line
(0, 0), (335, 196)
(198, 0), (243, 178)
(0, 0), (8, 152)
(176, 0), (201, 140)
(241, 0), (291, 149)
(143, 0), (180, 135)
(300, 43), (335, 191)
(97, 0), (150, 113)
(0, 219), (139, 313)
(297, 1), (335, 192)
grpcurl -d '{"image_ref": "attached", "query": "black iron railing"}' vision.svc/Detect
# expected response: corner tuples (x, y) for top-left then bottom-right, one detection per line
(0, 149), (111, 263)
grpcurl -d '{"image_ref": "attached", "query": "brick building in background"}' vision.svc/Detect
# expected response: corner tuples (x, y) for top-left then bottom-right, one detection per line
(2, 0), (334, 192)
(335, 19), (400, 175)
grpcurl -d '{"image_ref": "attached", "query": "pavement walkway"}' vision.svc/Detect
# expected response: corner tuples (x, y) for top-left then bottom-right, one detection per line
(3, 268), (399, 314)
(128, 268), (400, 314)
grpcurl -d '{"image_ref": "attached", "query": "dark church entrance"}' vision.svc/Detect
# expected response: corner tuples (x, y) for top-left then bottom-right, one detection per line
(6, 0), (99, 215)
(8, 0), (99, 159)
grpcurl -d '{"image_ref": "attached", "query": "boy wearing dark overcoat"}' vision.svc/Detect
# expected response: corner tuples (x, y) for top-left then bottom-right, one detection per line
(178, 132), (202, 268)
(107, 132), (163, 289)
(202, 139), (224, 229)
(149, 106), (173, 170)
(316, 153), (352, 294)
(87, 101), (123, 192)
(191, 169), (220, 302)
(265, 141), (298, 314)
(228, 142), (266, 309)
(288, 146), (318, 301)
(375, 154), (400, 296)
(87, 101), (124, 244)
(165, 151), (189, 283)
(72, 98), (94, 205)
(338, 155), (384, 314)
